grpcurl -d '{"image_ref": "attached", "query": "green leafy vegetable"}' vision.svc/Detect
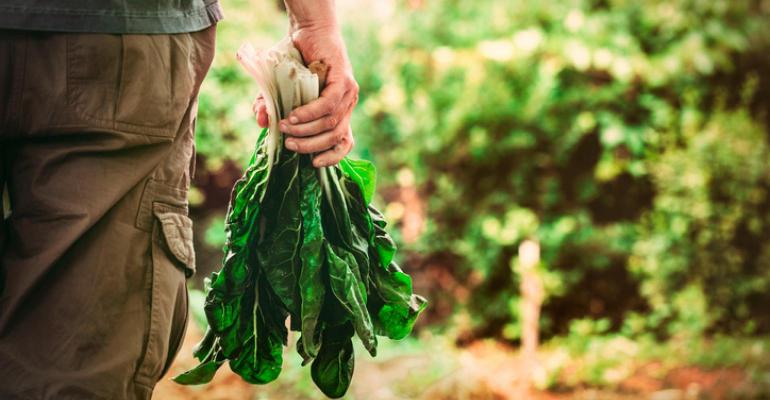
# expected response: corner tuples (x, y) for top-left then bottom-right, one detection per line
(311, 320), (355, 399)
(173, 36), (428, 398)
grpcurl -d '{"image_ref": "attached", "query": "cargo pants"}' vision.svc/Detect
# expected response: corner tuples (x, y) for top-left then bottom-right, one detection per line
(0, 24), (216, 399)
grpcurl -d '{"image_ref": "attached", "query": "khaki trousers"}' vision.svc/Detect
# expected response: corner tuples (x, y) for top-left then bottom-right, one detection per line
(0, 25), (215, 399)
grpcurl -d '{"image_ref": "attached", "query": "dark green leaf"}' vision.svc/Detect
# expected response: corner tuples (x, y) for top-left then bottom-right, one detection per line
(257, 151), (303, 316)
(371, 261), (428, 340)
(311, 321), (355, 399)
(325, 241), (377, 356)
(173, 339), (226, 385)
(172, 358), (225, 385)
(298, 155), (327, 358)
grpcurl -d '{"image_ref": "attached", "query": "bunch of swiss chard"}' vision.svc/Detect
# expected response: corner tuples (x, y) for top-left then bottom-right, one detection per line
(172, 36), (428, 398)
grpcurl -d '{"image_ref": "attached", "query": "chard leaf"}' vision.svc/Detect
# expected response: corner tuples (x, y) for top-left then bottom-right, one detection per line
(228, 127), (270, 227)
(296, 333), (313, 366)
(172, 357), (225, 385)
(229, 327), (283, 384)
(229, 271), (284, 384)
(371, 262), (429, 340)
(192, 327), (216, 361)
(298, 155), (326, 358)
(204, 293), (241, 334)
(257, 150), (303, 316)
(173, 338), (225, 385)
(339, 176), (375, 289)
(311, 321), (355, 399)
(339, 158), (377, 204)
(325, 242), (377, 356)
(319, 167), (354, 249)
(319, 169), (372, 305)
(368, 205), (397, 268)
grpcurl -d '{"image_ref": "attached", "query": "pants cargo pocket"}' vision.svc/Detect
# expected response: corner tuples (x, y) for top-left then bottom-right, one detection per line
(134, 202), (196, 389)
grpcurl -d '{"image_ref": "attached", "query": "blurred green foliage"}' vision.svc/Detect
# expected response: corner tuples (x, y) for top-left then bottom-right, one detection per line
(194, 0), (770, 352)
(348, 0), (770, 339)
(193, 0), (287, 170)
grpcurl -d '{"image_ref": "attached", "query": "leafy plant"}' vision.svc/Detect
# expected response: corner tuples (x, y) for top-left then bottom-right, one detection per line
(174, 37), (427, 399)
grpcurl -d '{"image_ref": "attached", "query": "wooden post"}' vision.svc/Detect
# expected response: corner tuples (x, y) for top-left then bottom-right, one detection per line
(519, 239), (543, 370)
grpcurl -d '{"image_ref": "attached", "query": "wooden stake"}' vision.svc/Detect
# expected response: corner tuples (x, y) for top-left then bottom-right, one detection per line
(519, 239), (543, 372)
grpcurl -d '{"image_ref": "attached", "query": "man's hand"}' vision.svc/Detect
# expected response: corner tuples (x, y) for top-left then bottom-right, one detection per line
(254, 0), (358, 168)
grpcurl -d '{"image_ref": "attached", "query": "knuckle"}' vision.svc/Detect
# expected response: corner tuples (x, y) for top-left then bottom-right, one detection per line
(345, 74), (358, 89)
(327, 115), (337, 129)
(303, 124), (317, 135)
(323, 100), (335, 115)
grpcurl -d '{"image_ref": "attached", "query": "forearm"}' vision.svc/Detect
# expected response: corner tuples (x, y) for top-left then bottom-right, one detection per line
(284, 0), (338, 32)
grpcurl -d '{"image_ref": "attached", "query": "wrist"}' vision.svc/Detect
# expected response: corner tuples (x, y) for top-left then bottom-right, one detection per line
(285, 1), (339, 34)
(288, 19), (340, 35)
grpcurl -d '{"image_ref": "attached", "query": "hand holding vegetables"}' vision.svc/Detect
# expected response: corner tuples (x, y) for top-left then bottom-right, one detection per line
(173, 35), (428, 399)
(254, 0), (358, 168)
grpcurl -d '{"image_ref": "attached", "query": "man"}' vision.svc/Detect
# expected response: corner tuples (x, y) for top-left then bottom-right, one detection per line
(0, 0), (358, 398)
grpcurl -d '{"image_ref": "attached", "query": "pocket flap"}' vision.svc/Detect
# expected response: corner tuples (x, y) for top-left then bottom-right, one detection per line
(153, 202), (196, 277)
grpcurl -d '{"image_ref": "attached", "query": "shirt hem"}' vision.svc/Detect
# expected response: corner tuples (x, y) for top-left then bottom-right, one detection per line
(0, 2), (224, 34)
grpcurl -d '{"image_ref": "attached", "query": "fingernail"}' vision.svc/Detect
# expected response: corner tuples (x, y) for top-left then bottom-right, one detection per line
(285, 140), (297, 151)
(280, 122), (288, 131)
(289, 116), (298, 124)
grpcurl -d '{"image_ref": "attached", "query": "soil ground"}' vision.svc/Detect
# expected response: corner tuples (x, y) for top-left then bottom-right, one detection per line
(153, 324), (755, 400)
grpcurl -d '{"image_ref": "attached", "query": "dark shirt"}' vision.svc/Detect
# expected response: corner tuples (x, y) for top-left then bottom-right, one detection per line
(0, 0), (224, 34)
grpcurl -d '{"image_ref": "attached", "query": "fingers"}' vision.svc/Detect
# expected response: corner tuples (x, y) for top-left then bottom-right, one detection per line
(253, 94), (269, 128)
(284, 81), (345, 124)
(254, 67), (358, 165)
(284, 113), (351, 155)
(280, 74), (359, 137)
(311, 129), (354, 168)
(257, 104), (268, 128)
(280, 114), (338, 137)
